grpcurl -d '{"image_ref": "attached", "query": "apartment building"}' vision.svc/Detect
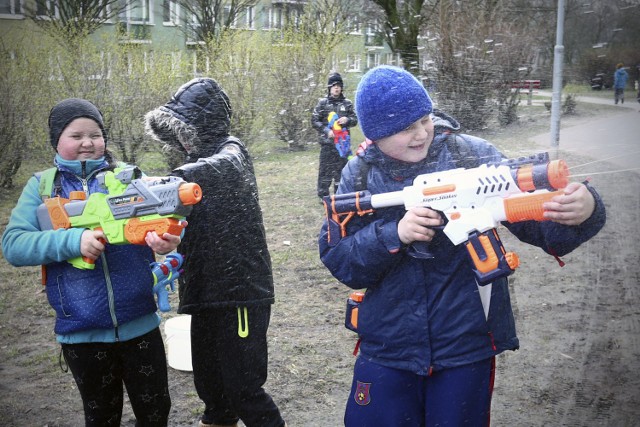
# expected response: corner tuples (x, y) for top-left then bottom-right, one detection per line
(0, 0), (401, 77)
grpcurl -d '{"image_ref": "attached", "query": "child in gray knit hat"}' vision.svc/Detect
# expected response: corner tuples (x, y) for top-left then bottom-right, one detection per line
(319, 65), (606, 426)
(2, 98), (180, 426)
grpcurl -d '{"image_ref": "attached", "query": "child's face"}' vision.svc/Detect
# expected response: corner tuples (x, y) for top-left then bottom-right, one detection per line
(375, 114), (434, 163)
(56, 118), (105, 161)
(329, 84), (343, 97)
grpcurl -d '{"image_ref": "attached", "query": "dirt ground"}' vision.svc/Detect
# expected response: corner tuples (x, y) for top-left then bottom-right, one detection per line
(1, 102), (639, 426)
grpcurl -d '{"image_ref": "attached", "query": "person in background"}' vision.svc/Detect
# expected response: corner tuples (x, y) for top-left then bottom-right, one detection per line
(635, 65), (640, 111)
(311, 72), (358, 201)
(319, 66), (606, 426)
(2, 98), (180, 426)
(614, 62), (629, 105)
(145, 78), (286, 427)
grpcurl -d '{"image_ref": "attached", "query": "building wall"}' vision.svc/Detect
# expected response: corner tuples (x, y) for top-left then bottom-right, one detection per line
(0, 0), (395, 77)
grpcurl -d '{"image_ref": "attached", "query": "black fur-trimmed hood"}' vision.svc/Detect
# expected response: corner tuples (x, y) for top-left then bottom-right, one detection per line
(145, 78), (232, 163)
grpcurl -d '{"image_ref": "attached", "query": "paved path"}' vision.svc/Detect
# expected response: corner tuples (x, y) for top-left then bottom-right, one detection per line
(530, 91), (640, 175)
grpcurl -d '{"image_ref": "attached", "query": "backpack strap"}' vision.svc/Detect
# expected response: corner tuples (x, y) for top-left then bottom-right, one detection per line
(445, 133), (480, 169)
(35, 167), (61, 200)
(353, 160), (371, 192)
(35, 161), (124, 200)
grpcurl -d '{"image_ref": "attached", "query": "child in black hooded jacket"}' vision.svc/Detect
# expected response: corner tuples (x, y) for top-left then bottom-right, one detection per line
(145, 78), (286, 427)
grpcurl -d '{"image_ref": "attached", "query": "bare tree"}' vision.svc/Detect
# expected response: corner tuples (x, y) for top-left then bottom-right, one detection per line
(176, 0), (258, 53)
(0, 39), (56, 188)
(25, 0), (132, 46)
(265, 0), (354, 148)
(365, 0), (440, 75)
(427, 0), (543, 129)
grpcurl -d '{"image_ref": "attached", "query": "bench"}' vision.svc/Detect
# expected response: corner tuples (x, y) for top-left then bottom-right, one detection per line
(512, 80), (541, 89)
(512, 80), (541, 105)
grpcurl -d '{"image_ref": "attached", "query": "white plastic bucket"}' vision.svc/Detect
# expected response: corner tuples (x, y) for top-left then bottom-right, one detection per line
(164, 315), (192, 371)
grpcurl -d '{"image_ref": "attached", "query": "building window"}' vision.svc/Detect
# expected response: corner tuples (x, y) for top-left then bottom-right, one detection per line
(271, 7), (283, 29)
(185, 12), (204, 45)
(35, 0), (55, 17)
(385, 52), (402, 67)
(129, 0), (151, 23)
(117, 0), (152, 42)
(245, 6), (254, 30)
(261, 6), (271, 29)
(162, 0), (179, 25)
(348, 16), (361, 34)
(223, 5), (237, 28)
(0, 0), (21, 16)
(346, 54), (361, 73)
(367, 53), (380, 69)
(365, 22), (383, 47)
(88, 51), (111, 80)
(192, 50), (210, 76)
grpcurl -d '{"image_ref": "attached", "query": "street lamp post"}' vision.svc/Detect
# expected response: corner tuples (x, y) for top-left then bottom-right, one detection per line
(550, 0), (566, 149)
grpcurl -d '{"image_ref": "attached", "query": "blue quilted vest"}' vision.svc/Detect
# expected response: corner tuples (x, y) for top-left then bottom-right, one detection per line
(38, 166), (157, 335)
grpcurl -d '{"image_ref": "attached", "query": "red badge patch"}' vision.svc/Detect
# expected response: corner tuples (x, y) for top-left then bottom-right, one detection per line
(354, 381), (371, 406)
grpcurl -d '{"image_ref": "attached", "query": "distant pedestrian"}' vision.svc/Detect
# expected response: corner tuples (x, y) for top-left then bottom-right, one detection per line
(614, 63), (629, 105)
(311, 72), (358, 201)
(635, 64), (640, 111)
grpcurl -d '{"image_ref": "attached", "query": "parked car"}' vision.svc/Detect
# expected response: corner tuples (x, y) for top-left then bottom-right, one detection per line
(590, 73), (612, 90)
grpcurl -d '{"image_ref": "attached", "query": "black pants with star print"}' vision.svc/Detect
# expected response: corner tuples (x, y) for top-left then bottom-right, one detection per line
(61, 327), (171, 426)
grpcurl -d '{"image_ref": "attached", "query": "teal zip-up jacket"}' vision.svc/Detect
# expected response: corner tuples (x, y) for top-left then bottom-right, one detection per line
(1, 156), (159, 343)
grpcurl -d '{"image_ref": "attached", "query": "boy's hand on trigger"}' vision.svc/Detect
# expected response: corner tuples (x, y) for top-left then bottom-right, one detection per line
(145, 226), (184, 255)
(398, 207), (443, 245)
(543, 182), (596, 226)
(80, 229), (106, 260)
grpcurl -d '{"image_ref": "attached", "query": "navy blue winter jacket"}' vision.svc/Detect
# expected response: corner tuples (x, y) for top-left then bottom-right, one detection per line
(319, 111), (606, 375)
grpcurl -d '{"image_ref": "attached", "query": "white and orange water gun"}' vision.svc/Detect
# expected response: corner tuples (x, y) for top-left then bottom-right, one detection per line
(323, 152), (570, 284)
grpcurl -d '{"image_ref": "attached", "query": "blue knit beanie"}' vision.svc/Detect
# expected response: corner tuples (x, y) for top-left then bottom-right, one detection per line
(355, 65), (433, 141)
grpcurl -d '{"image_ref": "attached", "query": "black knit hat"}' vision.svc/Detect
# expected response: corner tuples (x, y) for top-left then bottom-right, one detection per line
(48, 98), (107, 150)
(327, 72), (344, 88)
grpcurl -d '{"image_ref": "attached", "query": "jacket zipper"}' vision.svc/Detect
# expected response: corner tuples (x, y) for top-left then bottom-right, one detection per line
(79, 162), (120, 341)
(101, 253), (119, 341)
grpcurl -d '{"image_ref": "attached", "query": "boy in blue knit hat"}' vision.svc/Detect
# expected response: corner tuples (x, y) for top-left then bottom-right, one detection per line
(319, 65), (606, 425)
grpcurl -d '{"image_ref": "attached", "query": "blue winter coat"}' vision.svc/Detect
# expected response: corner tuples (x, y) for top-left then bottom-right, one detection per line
(319, 111), (606, 375)
(2, 157), (159, 338)
(614, 68), (629, 89)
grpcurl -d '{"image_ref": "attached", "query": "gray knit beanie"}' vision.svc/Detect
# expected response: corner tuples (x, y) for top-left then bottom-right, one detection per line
(48, 98), (107, 149)
(355, 66), (433, 141)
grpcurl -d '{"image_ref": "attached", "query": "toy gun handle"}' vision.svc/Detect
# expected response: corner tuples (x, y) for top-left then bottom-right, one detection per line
(465, 229), (520, 285)
(70, 232), (107, 269)
(151, 253), (184, 312)
(345, 291), (365, 332)
(462, 190), (563, 284)
(323, 192), (374, 246)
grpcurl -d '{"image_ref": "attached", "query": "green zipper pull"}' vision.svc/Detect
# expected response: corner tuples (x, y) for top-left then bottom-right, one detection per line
(237, 306), (249, 338)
